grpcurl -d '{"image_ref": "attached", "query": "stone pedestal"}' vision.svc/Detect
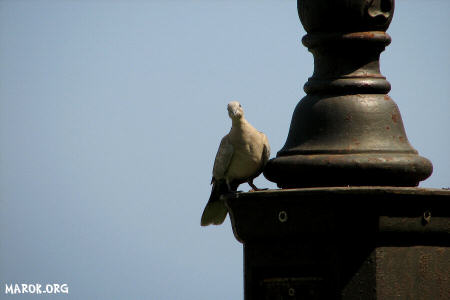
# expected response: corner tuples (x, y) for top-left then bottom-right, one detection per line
(226, 188), (450, 299)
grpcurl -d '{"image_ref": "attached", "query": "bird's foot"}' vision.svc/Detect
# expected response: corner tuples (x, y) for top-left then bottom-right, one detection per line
(248, 188), (268, 192)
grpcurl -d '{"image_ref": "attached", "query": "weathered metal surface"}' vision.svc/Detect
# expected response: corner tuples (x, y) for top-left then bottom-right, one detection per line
(225, 0), (446, 298)
(298, 0), (395, 33)
(263, 0), (432, 188)
(227, 187), (450, 242)
(376, 246), (450, 299)
(226, 188), (450, 299)
(261, 277), (325, 299)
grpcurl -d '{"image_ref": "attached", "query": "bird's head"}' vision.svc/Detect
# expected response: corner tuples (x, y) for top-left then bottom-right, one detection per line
(227, 101), (244, 120)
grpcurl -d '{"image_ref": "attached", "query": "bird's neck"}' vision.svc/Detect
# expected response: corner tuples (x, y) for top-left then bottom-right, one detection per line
(231, 117), (248, 128)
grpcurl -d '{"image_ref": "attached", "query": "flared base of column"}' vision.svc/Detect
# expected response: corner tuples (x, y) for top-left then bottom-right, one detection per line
(264, 153), (433, 188)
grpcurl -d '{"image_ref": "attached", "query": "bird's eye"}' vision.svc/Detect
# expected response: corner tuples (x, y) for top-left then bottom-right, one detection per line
(239, 104), (242, 107)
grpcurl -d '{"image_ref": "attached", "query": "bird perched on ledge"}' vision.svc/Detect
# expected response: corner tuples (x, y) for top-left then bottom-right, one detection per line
(201, 101), (270, 226)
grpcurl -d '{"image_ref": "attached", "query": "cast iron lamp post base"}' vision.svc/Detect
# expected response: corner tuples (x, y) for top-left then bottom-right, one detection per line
(226, 187), (450, 299)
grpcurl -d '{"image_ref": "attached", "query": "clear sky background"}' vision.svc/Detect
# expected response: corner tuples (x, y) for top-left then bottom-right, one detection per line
(0, 0), (448, 299)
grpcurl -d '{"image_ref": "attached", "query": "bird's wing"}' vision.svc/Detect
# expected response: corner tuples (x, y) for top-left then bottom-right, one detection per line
(202, 136), (233, 226)
(251, 131), (271, 178)
(212, 135), (234, 181)
(261, 132), (271, 165)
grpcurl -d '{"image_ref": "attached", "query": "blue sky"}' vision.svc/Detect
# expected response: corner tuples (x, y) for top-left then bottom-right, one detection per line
(0, 0), (449, 299)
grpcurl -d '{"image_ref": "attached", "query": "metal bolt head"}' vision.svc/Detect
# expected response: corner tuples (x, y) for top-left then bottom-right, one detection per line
(422, 210), (432, 224)
(278, 211), (288, 223)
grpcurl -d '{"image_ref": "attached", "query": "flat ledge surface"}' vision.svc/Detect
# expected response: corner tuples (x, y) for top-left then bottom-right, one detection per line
(225, 187), (450, 243)
(230, 186), (450, 199)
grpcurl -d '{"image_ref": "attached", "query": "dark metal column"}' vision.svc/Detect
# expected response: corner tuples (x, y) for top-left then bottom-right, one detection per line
(263, 0), (432, 188)
(227, 188), (450, 299)
(225, 0), (450, 299)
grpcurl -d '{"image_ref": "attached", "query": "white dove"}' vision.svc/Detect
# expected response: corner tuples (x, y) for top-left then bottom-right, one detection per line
(201, 101), (270, 226)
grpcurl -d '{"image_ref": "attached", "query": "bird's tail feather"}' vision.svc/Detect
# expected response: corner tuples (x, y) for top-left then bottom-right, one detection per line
(201, 181), (229, 226)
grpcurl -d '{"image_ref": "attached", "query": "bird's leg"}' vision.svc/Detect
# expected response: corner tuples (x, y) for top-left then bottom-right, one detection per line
(225, 179), (240, 194)
(248, 180), (267, 191)
(248, 180), (258, 190)
(225, 179), (232, 191)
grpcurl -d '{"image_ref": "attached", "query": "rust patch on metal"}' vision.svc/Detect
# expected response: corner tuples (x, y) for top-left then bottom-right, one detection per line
(376, 246), (450, 299)
(368, 157), (382, 162)
(347, 31), (376, 39)
(391, 113), (399, 123)
(352, 138), (360, 146)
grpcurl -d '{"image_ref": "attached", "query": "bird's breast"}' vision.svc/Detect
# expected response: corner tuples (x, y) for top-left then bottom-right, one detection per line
(226, 135), (264, 180)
